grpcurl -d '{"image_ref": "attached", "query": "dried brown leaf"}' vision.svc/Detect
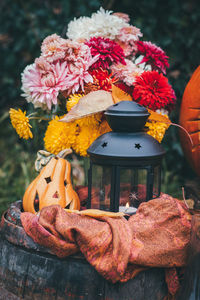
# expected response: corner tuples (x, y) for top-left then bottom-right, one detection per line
(147, 109), (171, 124)
(64, 208), (125, 218)
(60, 90), (113, 123)
(112, 84), (132, 103)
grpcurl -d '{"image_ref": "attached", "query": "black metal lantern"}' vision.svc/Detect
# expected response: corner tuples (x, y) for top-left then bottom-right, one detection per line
(87, 101), (165, 214)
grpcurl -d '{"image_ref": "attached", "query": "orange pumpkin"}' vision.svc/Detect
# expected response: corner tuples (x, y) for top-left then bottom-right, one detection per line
(179, 66), (200, 177)
(23, 157), (80, 214)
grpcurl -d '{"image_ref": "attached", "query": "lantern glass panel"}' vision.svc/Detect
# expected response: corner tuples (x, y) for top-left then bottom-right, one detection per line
(153, 165), (160, 198)
(91, 164), (112, 210)
(119, 168), (147, 208)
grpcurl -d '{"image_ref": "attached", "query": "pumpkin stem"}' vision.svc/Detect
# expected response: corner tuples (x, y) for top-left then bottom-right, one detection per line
(56, 148), (73, 159)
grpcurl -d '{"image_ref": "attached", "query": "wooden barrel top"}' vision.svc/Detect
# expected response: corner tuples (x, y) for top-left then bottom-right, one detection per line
(0, 201), (168, 300)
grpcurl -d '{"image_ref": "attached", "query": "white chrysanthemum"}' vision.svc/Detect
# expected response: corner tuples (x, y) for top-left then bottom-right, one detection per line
(67, 7), (128, 41)
(134, 55), (152, 71)
(156, 109), (169, 116)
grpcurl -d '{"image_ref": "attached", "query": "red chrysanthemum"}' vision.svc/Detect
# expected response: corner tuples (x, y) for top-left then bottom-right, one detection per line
(84, 68), (116, 93)
(90, 69), (117, 90)
(132, 71), (176, 110)
(86, 37), (126, 69)
(136, 41), (169, 74)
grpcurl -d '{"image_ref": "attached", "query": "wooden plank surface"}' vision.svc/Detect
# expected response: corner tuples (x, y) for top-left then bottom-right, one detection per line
(0, 237), (167, 300)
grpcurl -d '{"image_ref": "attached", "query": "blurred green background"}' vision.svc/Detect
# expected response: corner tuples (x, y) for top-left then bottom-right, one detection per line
(0, 0), (199, 214)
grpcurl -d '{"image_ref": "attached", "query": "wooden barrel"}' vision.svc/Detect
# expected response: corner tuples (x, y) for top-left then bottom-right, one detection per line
(0, 201), (168, 300)
(177, 213), (200, 300)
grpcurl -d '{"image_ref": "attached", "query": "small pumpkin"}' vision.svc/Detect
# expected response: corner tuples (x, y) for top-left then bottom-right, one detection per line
(23, 157), (80, 214)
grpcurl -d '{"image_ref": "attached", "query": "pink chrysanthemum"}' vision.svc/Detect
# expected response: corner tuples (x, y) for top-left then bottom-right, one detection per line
(35, 56), (51, 74)
(136, 41), (169, 74)
(41, 34), (94, 66)
(112, 12), (130, 23)
(132, 71), (176, 110)
(111, 59), (143, 86)
(116, 26), (143, 56)
(21, 61), (70, 110)
(41, 34), (69, 63)
(65, 55), (98, 94)
(85, 37), (126, 69)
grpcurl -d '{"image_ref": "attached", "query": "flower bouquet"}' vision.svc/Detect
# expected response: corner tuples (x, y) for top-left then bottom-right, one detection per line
(10, 8), (176, 158)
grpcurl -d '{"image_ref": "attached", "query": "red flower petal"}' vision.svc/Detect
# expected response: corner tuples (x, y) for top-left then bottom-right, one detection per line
(86, 37), (126, 70)
(132, 71), (176, 110)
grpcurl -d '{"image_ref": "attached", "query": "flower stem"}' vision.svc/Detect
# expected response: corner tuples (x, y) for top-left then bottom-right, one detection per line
(29, 116), (51, 121)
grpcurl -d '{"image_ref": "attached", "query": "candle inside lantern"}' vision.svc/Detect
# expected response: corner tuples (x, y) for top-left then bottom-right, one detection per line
(119, 202), (137, 215)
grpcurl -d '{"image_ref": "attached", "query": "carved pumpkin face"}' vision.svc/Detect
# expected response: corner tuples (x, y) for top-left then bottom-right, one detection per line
(23, 157), (80, 214)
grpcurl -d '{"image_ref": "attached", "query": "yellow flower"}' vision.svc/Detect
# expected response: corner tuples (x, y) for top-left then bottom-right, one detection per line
(44, 116), (78, 155)
(67, 93), (82, 112)
(67, 93), (102, 127)
(146, 116), (170, 143)
(9, 108), (33, 139)
(73, 125), (100, 157)
(66, 95), (111, 156)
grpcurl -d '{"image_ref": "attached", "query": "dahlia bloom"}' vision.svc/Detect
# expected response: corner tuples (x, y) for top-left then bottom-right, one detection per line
(41, 34), (92, 63)
(86, 37), (126, 69)
(64, 43), (98, 94)
(65, 57), (97, 94)
(41, 34), (68, 63)
(111, 59), (143, 86)
(67, 7), (128, 41)
(136, 41), (169, 74)
(21, 62), (70, 110)
(112, 12), (130, 23)
(9, 109), (33, 140)
(132, 71), (176, 110)
(22, 50), (97, 109)
(116, 26), (142, 56)
(85, 68), (116, 93)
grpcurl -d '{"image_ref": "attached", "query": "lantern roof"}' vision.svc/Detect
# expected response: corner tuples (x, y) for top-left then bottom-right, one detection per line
(87, 101), (165, 166)
(105, 101), (150, 132)
(106, 100), (148, 116)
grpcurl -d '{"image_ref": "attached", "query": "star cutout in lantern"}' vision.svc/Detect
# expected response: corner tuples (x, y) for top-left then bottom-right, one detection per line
(101, 142), (108, 148)
(135, 143), (141, 149)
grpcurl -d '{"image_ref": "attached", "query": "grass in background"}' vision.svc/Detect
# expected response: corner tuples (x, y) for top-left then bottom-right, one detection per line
(0, 113), (37, 215)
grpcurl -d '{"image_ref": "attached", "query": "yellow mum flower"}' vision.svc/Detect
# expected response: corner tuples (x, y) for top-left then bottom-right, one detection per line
(67, 93), (82, 112)
(73, 125), (100, 157)
(77, 113), (102, 127)
(9, 108), (33, 139)
(44, 116), (78, 155)
(67, 93), (102, 127)
(146, 116), (170, 143)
